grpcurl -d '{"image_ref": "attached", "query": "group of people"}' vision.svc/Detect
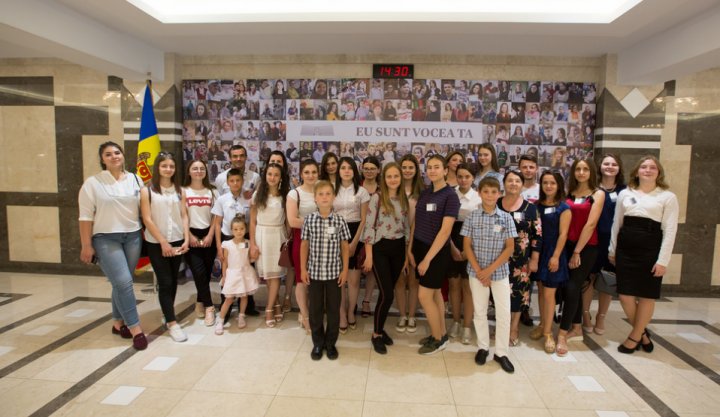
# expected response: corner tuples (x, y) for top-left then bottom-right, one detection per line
(79, 140), (678, 373)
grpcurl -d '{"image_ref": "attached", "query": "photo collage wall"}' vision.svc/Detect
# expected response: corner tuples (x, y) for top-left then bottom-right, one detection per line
(182, 78), (597, 184)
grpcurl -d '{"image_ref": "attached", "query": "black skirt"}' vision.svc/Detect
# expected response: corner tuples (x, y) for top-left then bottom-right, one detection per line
(616, 216), (663, 299)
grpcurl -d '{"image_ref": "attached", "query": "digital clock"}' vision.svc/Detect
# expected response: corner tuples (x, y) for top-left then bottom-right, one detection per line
(372, 64), (414, 79)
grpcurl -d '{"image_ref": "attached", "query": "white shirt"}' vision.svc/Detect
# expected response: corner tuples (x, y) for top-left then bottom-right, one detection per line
(144, 187), (184, 243)
(78, 171), (142, 235)
(456, 187), (481, 222)
(211, 192), (247, 236)
(521, 184), (540, 203)
(214, 167), (260, 197)
(333, 184), (370, 222)
(184, 187), (217, 229)
(288, 188), (317, 219)
(609, 187), (679, 266)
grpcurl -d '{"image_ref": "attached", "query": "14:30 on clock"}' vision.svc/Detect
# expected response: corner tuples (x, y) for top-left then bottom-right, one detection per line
(372, 64), (414, 79)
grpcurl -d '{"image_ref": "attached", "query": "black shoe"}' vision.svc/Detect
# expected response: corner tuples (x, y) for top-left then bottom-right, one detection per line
(326, 345), (339, 360)
(311, 346), (323, 360)
(418, 335), (433, 345)
(371, 336), (387, 354)
(380, 330), (394, 346)
(520, 310), (534, 327)
(245, 309), (260, 317)
(641, 329), (654, 353)
(493, 355), (515, 373)
(246, 296), (258, 316)
(474, 349), (489, 365)
(439, 333), (449, 348)
(618, 336), (641, 354)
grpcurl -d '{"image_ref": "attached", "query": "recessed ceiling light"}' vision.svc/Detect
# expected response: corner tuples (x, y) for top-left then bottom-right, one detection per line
(127, 0), (643, 24)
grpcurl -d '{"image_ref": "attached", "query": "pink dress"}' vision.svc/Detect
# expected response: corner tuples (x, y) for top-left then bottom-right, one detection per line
(221, 240), (259, 297)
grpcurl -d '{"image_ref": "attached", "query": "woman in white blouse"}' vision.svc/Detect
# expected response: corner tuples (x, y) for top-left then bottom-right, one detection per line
(334, 157), (370, 332)
(78, 142), (147, 350)
(609, 156), (679, 354)
(141, 152), (191, 343)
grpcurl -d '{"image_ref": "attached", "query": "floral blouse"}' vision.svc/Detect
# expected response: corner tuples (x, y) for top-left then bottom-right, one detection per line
(361, 193), (410, 245)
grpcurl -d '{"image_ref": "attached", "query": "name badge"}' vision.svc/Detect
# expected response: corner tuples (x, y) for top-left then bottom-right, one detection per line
(629, 197), (637, 205)
(513, 212), (525, 222)
(325, 226), (336, 235)
(544, 207), (556, 214)
(609, 192), (618, 202)
(493, 224), (503, 233)
(574, 197), (586, 204)
(426, 203), (437, 212)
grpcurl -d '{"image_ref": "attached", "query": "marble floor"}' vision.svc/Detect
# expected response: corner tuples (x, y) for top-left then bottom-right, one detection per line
(1, 271), (719, 417)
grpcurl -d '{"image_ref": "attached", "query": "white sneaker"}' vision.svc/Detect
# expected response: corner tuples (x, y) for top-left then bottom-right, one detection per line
(449, 321), (461, 338)
(396, 316), (408, 332)
(461, 327), (473, 345)
(214, 320), (225, 335)
(237, 314), (247, 329)
(204, 307), (216, 326)
(406, 317), (417, 333)
(168, 323), (188, 342)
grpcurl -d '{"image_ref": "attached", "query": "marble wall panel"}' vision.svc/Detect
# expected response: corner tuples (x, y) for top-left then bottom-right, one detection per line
(7, 205), (61, 263)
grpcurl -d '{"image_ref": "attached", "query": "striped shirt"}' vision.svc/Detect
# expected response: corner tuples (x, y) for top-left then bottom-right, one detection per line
(460, 207), (517, 281)
(301, 211), (352, 281)
(414, 184), (460, 246)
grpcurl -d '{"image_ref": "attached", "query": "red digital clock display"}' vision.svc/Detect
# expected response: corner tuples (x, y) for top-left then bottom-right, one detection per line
(373, 64), (414, 79)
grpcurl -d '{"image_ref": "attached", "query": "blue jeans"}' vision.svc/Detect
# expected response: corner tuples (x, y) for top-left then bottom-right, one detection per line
(93, 231), (142, 327)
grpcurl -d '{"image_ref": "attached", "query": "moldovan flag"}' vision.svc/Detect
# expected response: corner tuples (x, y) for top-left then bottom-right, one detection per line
(136, 83), (161, 184)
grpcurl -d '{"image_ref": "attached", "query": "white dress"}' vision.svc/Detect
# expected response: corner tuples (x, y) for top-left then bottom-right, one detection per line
(221, 241), (259, 297)
(253, 194), (287, 278)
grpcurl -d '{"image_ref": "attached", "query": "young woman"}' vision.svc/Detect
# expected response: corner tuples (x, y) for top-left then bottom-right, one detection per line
(609, 156), (678, 354)
(498, 170), (541, 346)
(557, 159), (604, 356)
(533, 171), (571, 354)
(334, 157), (370, 332)
(362, 163), (411, 354)
(409, 155), (460, 355)
(250, 163), (290, 327)
(141, 152), (191, 343)
(447, 163), (480, 344)
(359, 156), (381, 317)
(287, 159), (319, 333)
(183, 159), (218, 326)
(473, 144), (504, 190)
(78, 142), (147, 350)
(265, 151), (294, 312)
(583, 154), (626, 334)
(320, 152), (339, 188)
(445, 151), (464, 188)
(395, 154), (423, 332)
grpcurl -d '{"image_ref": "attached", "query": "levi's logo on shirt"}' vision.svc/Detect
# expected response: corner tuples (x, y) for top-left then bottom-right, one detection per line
(186, 196), (211, 207)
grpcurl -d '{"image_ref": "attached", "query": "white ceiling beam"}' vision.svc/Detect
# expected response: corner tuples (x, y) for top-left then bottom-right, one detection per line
(617, 2), (720, 85)
(0, 0), (164, 81)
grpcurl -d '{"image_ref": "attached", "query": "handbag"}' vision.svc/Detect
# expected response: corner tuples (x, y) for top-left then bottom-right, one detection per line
(278, 189), (301, 268)
(594, 268), (617, 297)
(356, 196), (381, 267)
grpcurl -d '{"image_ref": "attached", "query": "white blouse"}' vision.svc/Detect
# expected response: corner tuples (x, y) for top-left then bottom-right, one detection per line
(333, 184), (370, 222)
(252, 193), (286, 226)
(456, 187), (481, 222)
(287, 187), (317, 220)
(78, 171), (142, 235)
(144, 186), (184, 244)
(609, 187), (679, 266)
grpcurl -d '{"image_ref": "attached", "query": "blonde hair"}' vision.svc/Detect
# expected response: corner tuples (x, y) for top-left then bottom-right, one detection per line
(378, 163), (409, 215)
(313, 180), (334, 194)
(628, 155), (669, 189)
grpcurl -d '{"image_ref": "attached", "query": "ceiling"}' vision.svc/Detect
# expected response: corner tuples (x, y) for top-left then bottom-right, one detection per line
(1, 0), (720, 84)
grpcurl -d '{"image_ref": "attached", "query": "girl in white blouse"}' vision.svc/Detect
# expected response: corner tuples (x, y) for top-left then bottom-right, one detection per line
(609, 156), (679, 354)
(140, 152), (190, 343)
(334, 157), (370, 332)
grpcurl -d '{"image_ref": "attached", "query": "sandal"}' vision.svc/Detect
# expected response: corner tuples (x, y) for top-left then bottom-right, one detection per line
(510, 329), (520, 346)
(556, 334), (568, 357)
(274, 304), (284, 323)
(582, 311), (593, 333)
(544, 333), (556, 354)
(298, 314), (310, 334)
(593, 313), (606, 335)
(282, 295), (292, 313)
(265, 309), (276, 328)
(361, 300), (371, 318)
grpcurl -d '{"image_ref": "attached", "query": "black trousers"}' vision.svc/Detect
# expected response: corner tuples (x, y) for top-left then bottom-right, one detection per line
(221, 233), (256, 321)
(372, 238), (406, 334)
(186, 227), (215, 307)
(146, 240), (185, 323)
(309, 278), (341, 349)
(560, 243), (598, 331)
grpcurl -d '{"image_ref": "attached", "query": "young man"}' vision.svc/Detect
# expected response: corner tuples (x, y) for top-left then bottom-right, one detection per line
(300, 180), (351, 361)
(462, 177), (518, 374)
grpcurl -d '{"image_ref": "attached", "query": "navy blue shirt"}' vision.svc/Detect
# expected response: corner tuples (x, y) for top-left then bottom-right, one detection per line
(414, 184), (460, 246)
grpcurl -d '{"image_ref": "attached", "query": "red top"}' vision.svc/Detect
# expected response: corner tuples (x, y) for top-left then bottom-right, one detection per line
(566, 195), (598, 246)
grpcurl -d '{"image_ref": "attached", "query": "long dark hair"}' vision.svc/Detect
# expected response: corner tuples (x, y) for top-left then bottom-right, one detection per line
(182, 159), (215, 189)
(567, 158), (598, 194)
(266, 150), (290, 192)
(597, 153), (626, 187)
(320, 152), (339, 182)
(336, 156), (360, 195)
(98, 141), (124, 170)
(539, 170), (566, 205)
(150, 151), (181, 194)
(254, 163), (289, 210)
(400, 153), (424, 199)
(478, 143), (500, 172)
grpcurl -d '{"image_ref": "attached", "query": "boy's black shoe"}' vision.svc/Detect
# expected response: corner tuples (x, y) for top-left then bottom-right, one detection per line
(475, 349), (489, 365)
(326, 345), (339, 360)
(494, 355), (515, 373)
(311, 346), (323, 360)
